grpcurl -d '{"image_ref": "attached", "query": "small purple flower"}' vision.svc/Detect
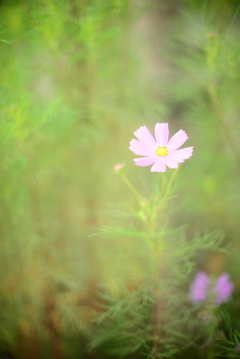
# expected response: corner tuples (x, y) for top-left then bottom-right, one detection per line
(235, 344), (240, 354)
(189, 271), (234, 305)
(189, 271), (209, 303)
(214, 273), (234, 305)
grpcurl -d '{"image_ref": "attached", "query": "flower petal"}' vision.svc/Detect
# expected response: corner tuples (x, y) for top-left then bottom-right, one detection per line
(150, 157), (166, 172)
(189, 271), (209, 304)
(165, 155), (179, 169)
(167, 130), (188, 151)
(169, 147), (193, 162)
(155, 123), (169, 147)
(134, 156), (157, 167)
(214, 273), (234, 305)
(134, 126), (157, 150)
(129, 139), (154, 156)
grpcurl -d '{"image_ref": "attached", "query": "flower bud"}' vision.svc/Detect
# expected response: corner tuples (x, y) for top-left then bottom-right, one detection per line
(114, 164), (123, 173)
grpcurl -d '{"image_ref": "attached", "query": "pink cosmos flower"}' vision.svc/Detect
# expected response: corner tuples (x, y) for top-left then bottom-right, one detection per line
(129, 123), (193, 172)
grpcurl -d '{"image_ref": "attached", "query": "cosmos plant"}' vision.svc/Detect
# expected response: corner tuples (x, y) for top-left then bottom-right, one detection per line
(90, 120), (234, 359)
(129, 123), (193, 172)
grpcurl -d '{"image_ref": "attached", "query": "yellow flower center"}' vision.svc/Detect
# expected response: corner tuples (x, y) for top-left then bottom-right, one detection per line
(155, 146), (168, 157)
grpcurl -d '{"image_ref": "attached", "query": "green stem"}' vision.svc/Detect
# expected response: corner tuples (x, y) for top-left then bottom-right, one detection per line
(162, 166), (180, 200)
(155, 166), (180, 212)
(149, 167), (181, 358)
(154, 172), (165, 201)
(206, 307), (217, 359)
(120, 173), (142, 201)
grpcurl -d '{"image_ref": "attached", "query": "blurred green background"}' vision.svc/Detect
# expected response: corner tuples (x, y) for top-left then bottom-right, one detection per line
(0, 0), (240, 358)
